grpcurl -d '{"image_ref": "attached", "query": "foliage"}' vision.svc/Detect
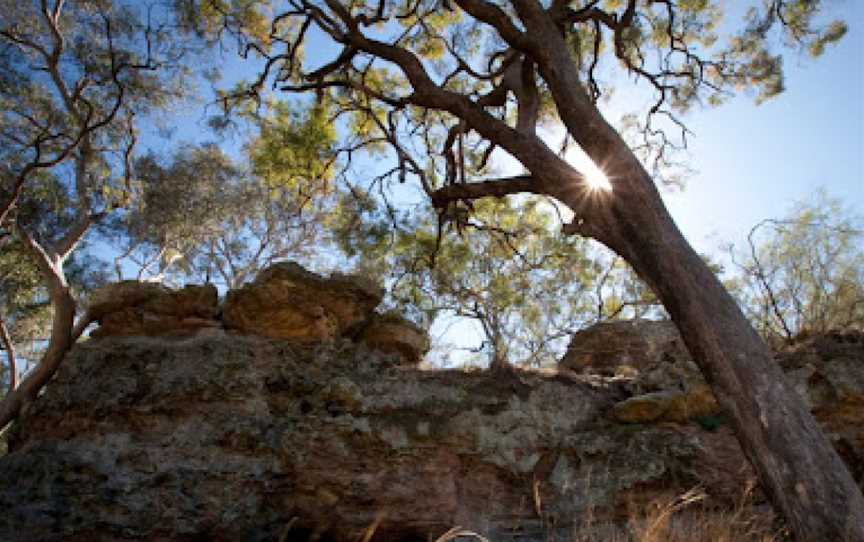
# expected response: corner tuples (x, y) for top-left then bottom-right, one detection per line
(0, 0), (201, 421)
(332, 190), (669, 367)
(0, 0), (194, 207)
(185, 0), (847, 190)
(1, 172), (106, 385)
(249, 101), (337, 191)
(110, 101), (339, 288)
(729, 192), (864, 344)
(174, 0), (849, 368)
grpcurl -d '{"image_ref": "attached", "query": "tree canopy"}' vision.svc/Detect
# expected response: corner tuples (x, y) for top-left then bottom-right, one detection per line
(0, 0), (202, 424)
(729, 192), (864, 344)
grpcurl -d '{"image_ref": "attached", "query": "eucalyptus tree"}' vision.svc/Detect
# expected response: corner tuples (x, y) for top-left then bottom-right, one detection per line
(0, 0), (197, 428)
(339, 194), (600, 368)
(110, 101), (338, 288)
(730, 193), (864, 345)
(191, 0), (863, 536)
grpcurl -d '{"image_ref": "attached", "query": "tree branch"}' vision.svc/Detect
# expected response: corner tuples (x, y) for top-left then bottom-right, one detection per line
(430, 175), (538, 208)
(0, 223), (76, 431)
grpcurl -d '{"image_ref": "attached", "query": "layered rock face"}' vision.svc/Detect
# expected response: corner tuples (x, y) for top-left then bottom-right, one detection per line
(0, 289), (861, 540)
(87, 262), (428, 365)
(88, 282), (221, 339)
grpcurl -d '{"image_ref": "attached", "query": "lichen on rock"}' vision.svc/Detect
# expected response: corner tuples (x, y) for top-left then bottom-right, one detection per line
(222, 261), (384, 341)
(88, 281), (220, 338)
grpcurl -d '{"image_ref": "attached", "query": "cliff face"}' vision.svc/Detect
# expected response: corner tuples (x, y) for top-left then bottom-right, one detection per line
(0, 335), (614, 541)
(0, 266), (861, 541)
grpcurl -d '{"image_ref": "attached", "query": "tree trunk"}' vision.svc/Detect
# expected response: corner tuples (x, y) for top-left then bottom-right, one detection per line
(0, 230), (77, 430)
(0, 315), (16, 394)
(505, 9), (864, 530)
(560, 152), (864, 540)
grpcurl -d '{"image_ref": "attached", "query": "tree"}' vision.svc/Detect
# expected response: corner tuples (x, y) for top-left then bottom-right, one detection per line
(192, 0), (863, 537)
(1, 173), (107, 395)
(0, 0), (196, 428)
(730, 192), (864, 345)
(109, 102), (338, 287)
(340, 194), (601, 368)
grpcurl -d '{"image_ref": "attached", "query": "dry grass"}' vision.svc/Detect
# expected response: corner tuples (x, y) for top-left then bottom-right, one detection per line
(569, 484), (784, 542)
(430, 484), (785, 542)
(281, 485), (784, 541)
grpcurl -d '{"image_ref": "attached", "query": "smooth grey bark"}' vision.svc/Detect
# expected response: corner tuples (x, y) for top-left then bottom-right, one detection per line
(0, 226), (77, 429)
(0, 315), (16, 394)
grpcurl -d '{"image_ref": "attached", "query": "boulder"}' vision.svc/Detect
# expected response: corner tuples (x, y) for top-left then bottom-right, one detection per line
(222, 261), (384, 342)
(88, 281), (219, 338)
(611, 385), (721, 424)
(560, 319), (689, 373)
(358, 312), (430, 364)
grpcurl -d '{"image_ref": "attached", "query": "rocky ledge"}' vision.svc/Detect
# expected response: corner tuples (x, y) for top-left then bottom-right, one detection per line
(85, 262), (429, 365)
(0, 264), (861, 541)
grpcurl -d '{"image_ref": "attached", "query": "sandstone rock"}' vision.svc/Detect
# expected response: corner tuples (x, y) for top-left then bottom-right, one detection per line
(0, 336), (620, 541)
(88, 281), (219, 338)
(0, 332), (861, 541)
(358, 312), (430, 364)
(627, 359), (705, 395)
(560, 319), (689, 373)
(611, 385), (720, 424)
(778, 330), (864, 483)
(222, 261), (383, 342)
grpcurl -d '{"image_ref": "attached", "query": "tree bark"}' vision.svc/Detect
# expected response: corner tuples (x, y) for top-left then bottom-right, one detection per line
(484, 4), (864, 536)
(0, 315), (16, 394)
(556, 134), (864, 541)
(0, 228), (77, 430)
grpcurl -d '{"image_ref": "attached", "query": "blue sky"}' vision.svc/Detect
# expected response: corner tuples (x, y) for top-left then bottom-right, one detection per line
(152, 2), (862, 261)
(662, 2), (863, 258)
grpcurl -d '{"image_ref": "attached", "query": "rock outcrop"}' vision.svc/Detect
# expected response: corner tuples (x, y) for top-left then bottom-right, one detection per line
(1, 336), (625, 541)
(88, 282), (220, 338)
(223, 262), (384, 342)
(559, 319), (689, 373)
(85, 262), (427, 364)
(357, 312), (431, 365)
(0, 290), (860, 541)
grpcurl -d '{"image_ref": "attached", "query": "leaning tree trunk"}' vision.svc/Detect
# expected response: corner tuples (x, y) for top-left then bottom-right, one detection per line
(503, 8), (864, 533)
(558, 138), (864, 541)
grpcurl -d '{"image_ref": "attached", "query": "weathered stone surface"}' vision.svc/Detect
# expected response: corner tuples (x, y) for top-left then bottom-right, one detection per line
(611, 385), (720, 424)
(0, 336), (620, 541)
(223, 262), (384, 341)
(777, 330), (864, 483)
(610, 359), (721, 423)
(560, 319), (689, 373)
(0, 331), (860, 541)
(358, 312), (430, 364)
(88, 281), (219, 338)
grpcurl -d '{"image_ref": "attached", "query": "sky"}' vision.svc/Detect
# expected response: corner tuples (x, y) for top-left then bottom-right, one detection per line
(154, 1), (863, 257)
(130, 2), (864, 364)
(661, 3), (863, 259)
